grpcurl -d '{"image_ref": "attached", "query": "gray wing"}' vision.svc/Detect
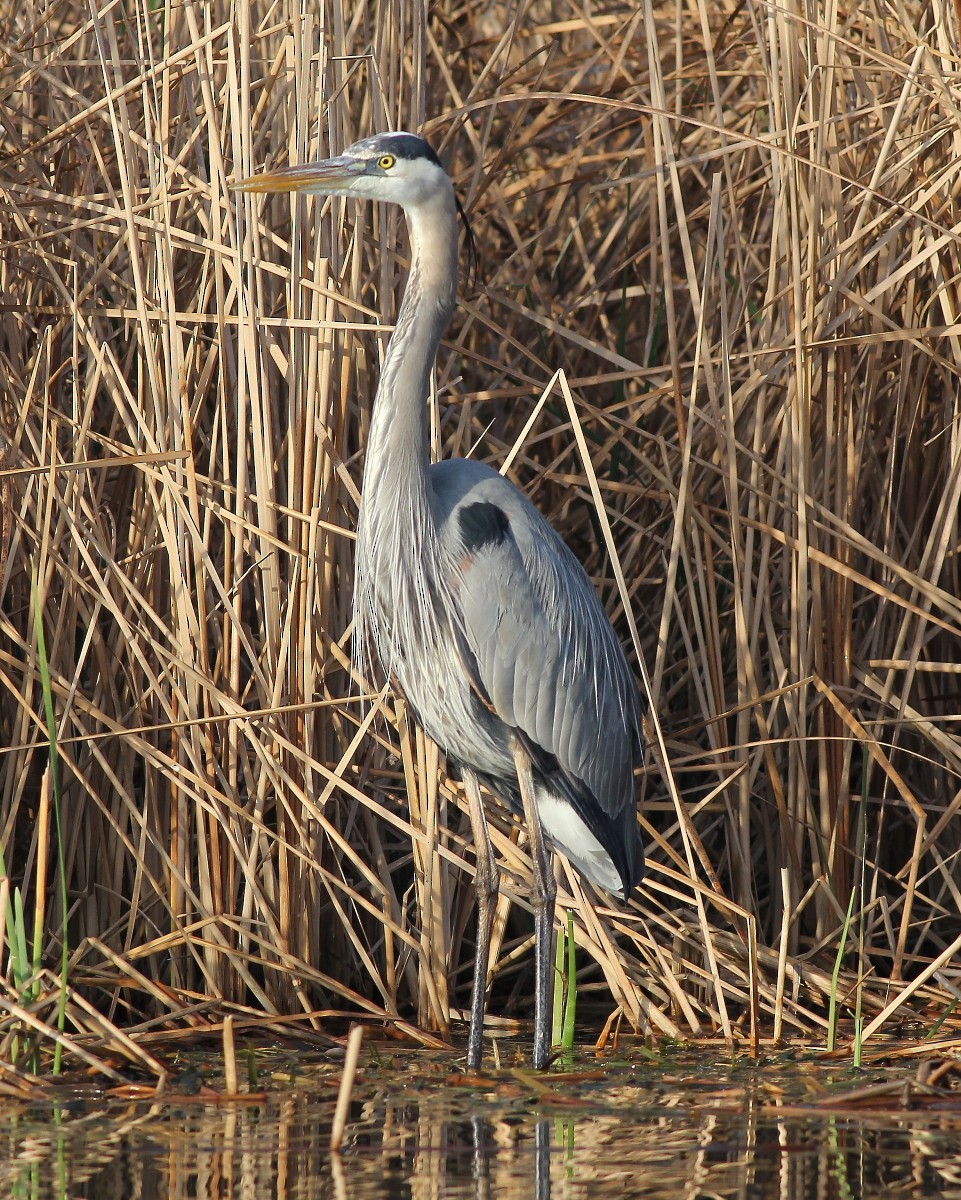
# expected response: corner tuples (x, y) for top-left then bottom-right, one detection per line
(436, 464), (641, 821)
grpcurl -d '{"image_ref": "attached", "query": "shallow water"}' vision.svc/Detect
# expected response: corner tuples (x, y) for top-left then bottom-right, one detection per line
(3, 1041), (961, 1199)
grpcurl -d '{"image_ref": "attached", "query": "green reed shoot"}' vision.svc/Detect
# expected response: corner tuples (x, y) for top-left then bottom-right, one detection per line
(32, 572), (70, 1073)
(552, 910), (577, 1062)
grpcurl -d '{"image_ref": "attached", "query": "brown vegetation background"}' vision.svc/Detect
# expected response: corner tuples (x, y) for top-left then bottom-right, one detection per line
(2, 0), (961, 1064)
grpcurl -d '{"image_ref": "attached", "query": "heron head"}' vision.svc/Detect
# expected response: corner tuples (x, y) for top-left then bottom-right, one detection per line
(234, 132), (453, 208)
(235, 130), (477, 279)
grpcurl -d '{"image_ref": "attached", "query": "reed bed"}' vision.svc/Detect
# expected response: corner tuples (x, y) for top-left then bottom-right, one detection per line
(1, 0), (960, 1076)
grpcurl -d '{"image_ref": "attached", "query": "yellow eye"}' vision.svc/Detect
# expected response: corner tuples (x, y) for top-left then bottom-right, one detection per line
(377, 154), (396, 170)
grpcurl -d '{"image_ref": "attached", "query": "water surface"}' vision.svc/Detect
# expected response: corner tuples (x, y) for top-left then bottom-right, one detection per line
(3, 1040), (960, 1198)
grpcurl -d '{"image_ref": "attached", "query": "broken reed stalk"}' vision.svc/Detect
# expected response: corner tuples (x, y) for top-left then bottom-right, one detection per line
(774, 868), (791, 1046)
(0, 0), (960, 1077)
(330, 1024), (365, 1154)
(223, 1015), (238, 1096)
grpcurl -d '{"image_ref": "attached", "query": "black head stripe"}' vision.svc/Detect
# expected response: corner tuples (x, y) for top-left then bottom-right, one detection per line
(381, 132), (442, 165)
(348, 131), (442, 167)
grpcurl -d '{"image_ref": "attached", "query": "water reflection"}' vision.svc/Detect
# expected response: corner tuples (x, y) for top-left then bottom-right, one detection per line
(2, 1068), (961, 1199)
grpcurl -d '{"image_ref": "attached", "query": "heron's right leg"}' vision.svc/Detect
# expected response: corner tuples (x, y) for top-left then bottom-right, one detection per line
(464, 768), (499, 1071)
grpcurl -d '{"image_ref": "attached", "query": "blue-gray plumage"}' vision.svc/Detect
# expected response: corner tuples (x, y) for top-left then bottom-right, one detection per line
(236, 131), (645, 1071)
(430, 458), (643, 892)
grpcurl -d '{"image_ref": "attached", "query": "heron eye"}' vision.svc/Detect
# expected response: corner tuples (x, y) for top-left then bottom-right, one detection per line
(377, 154), (396, 170)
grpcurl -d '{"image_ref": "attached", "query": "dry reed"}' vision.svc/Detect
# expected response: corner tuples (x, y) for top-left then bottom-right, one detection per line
(1, 0), (961, 1075)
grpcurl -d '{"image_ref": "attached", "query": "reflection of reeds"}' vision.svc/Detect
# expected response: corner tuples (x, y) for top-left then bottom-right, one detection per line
(1, 0), (960, 1074)
(4, 1060), (961, 1198)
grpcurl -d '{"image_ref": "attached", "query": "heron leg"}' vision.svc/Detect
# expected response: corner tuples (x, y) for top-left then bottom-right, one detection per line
(510, 736), (556, 1070)
(463, 768), (499, 1071)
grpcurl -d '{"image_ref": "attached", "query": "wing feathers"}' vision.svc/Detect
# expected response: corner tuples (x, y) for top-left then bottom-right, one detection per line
(449, 492), (641, 824)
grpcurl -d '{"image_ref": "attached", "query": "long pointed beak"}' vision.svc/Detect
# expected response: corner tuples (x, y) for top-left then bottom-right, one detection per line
(233, 157), (365, 195)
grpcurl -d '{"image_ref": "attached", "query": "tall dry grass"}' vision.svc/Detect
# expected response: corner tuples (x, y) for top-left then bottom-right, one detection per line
(1, 0), (961, 1071)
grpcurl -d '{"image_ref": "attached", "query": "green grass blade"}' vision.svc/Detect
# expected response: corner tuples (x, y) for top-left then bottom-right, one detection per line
(561, 910), (577, 1056)
(31, 572), (70, 1073)
(552, 916), (566, 1050)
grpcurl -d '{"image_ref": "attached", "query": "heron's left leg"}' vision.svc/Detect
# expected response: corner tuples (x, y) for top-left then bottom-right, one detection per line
(463, 768), (499, 1071)
(510, 736), (556, 1070)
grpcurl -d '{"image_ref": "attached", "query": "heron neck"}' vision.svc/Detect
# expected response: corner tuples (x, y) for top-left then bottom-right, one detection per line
(363, 189), (459, 505)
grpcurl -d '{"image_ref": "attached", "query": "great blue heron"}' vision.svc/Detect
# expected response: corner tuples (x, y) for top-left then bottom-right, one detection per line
(237, 131), (645, 1070)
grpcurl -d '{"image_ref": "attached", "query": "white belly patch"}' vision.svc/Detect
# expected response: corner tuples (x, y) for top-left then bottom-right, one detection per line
(534, 788), (622, 892)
